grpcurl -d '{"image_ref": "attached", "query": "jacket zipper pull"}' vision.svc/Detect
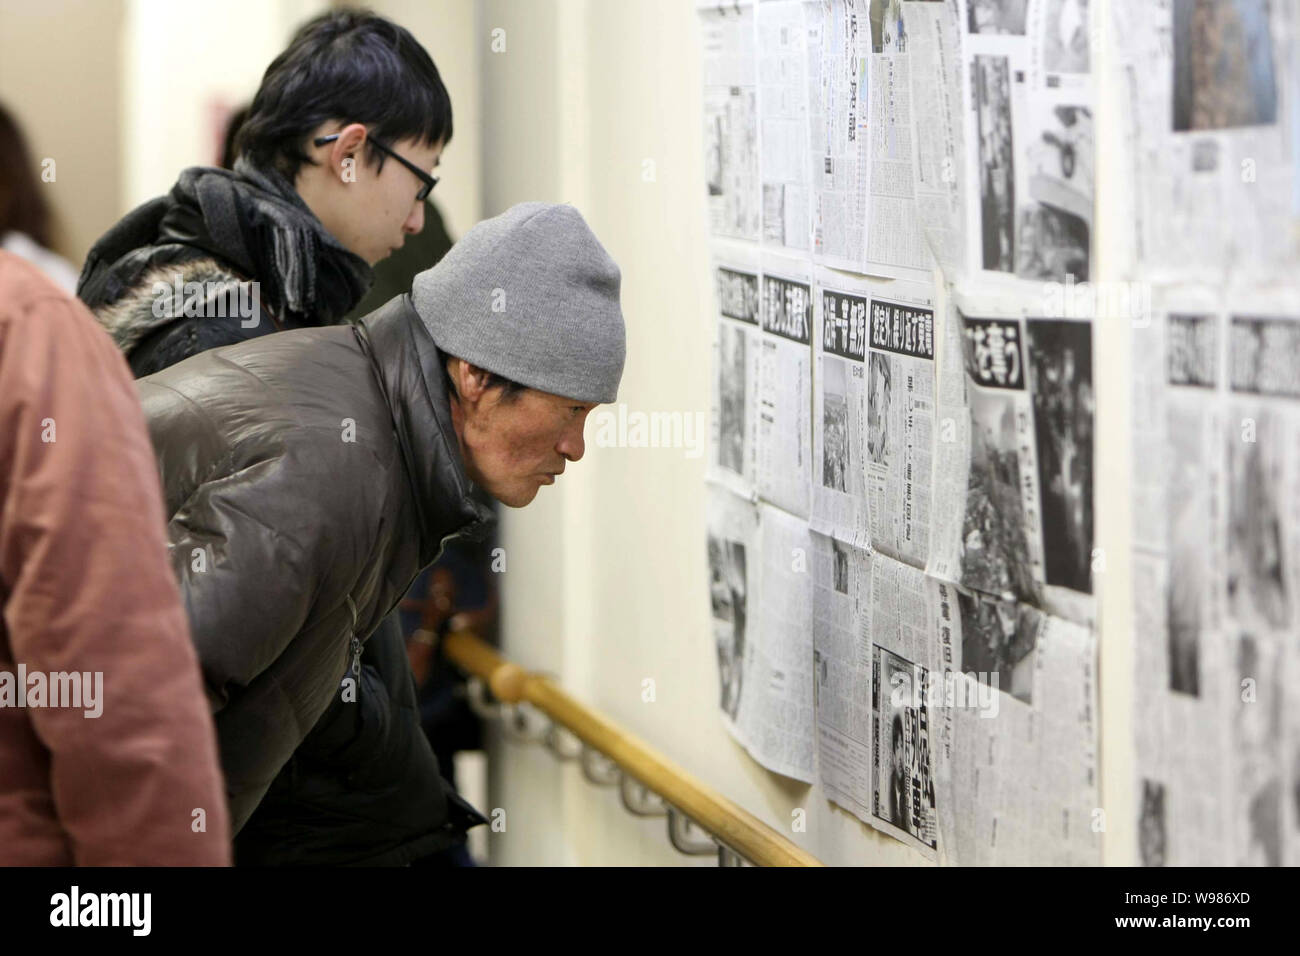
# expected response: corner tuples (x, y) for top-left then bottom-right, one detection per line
(345, 595), (361, 698)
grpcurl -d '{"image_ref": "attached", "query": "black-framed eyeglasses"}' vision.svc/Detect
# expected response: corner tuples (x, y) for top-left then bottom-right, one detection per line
(313, 133), (439, 200)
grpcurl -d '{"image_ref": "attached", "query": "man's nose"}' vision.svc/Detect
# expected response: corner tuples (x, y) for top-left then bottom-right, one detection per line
(557, 421), (586, 463)
(404, 201), (425, 235)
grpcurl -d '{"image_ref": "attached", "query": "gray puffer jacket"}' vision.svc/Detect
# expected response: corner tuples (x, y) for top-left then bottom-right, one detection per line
(138, 293), (493, 834)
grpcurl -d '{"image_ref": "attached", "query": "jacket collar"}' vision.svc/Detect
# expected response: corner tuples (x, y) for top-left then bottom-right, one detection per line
(78, 162), (373, 331)
(355, 294), (495, 564)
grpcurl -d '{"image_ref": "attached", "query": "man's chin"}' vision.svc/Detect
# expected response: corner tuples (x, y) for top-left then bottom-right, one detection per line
(494, 484), (540, 508)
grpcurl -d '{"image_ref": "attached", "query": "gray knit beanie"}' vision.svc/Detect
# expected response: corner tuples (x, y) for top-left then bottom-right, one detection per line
(411, 202), (626, 404)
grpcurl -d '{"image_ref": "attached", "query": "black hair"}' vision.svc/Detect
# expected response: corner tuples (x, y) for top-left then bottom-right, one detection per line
(235, 9), (452, 181)
(443, 357), (528, 405)
(0, 102), (51, 247)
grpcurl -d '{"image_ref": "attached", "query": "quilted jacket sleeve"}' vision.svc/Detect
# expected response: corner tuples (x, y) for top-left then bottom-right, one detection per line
(163, 456), (321, 712)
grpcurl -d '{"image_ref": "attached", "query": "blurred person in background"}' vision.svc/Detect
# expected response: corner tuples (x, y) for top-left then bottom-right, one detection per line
(0, 103), (79, 293)
(77, 8), (478, 867)
(399, 532), (499, 868)
(0, 251), (229, 865)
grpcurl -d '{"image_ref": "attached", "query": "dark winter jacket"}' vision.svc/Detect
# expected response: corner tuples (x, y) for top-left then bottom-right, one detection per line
(137, 293), (495, 841)
(77, 159), (372, 378)
(235, 614), (487, 865)
(78, 163), (482, 864)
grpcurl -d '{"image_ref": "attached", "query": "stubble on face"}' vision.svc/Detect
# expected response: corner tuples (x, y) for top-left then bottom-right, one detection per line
(460, 390), (584, 507)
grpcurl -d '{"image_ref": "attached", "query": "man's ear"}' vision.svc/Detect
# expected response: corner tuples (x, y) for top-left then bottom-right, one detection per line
(325, 122), (368, 179)
(457, 362), (496, 404)
(446, 357), (489, 405)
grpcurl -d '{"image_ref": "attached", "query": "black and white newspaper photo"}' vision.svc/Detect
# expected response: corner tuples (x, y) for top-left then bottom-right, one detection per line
(868, 554), (940, 858)
(926, 287), (1096, 627)
(942, 583), (1100, 865)
(708, 488), (815, 783)
(709, 242), (763, 499)
(812, 270), (872, 548)
(971, 51), (1019, 275)
(708, 483), (762, 733)
(955, 0), (1096, 284)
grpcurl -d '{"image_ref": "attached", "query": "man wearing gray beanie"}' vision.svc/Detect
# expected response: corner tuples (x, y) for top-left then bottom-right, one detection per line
(413, 201), (626, 505)
(134, 201), (625, 863)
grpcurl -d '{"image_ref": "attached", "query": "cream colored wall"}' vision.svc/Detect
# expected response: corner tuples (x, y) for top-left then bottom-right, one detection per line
(0, 0), (125, 265)
(483, 0), (1137, 867)
(120, 0), (328, 209)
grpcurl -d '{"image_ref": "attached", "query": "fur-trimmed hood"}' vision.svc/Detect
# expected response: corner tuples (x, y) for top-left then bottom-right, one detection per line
(94, 257), (252, 357)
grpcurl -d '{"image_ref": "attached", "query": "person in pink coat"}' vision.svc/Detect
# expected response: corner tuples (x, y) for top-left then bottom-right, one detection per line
(0, 251), (229, 865)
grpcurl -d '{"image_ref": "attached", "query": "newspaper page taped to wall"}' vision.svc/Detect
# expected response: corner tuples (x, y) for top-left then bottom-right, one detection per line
(812, 267), (939, 558)
(812, 269), (872, 548)
(751, 501), (817, 781)
(868, 552), (941, 857)
(758, 0), (816, 253)
(863, 0), (933, 275)
(1131, 284), (1300, 866)
(708, 487), (816, 782)
(809, 0), (933, 277)
(758, 254), (815, 518)
(812, 531), (874, 825)
(812, 536), (941, 859)
(961, 0), (1095, 285)
(702, 0), (761, 242)
(866, 276), (940, 568)
(928, 288), (1096, 627)
(904, 0), (969, 278)
(940, 577), (1101, 865)
(1112, 0), (1298, 282)
(707, 482), (760, 741)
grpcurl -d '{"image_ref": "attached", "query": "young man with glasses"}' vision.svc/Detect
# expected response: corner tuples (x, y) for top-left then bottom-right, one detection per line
(79, 10), (447, 377)
(77, 10), (482, 867)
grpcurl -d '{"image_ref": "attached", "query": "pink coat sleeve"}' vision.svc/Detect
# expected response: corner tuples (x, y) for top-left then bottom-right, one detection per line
(0, 258), (231, 865)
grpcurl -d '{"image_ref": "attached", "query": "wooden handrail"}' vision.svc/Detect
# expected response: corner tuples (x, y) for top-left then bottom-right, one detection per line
(442, 629), (824, 867)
